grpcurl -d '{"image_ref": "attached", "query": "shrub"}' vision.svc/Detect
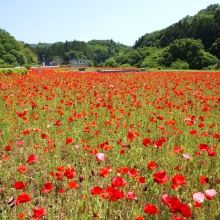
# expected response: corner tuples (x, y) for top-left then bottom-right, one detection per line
(170, 59), (189, 69)
(121, 63), (131, 68)
(24, 64), (31, 70)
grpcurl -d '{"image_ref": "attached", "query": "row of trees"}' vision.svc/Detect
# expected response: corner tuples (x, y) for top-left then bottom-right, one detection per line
(32, 39), (130, 66)
(34, 41), (94, 65)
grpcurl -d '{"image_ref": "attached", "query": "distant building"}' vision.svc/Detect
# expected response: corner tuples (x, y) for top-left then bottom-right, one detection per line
(69, 60), (90, 66)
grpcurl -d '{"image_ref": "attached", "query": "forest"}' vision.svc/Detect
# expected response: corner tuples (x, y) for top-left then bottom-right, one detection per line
(0, 4), (220, 70)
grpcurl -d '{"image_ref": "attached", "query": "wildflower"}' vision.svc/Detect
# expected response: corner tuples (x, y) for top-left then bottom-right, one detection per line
(143, 204), (159, 214)
(96, 153), (106, 162)
(14, 182), (27, 190)
(15, 193), (32, 205)
(193, 192), (205, 203)
(41, 182), (53, 193)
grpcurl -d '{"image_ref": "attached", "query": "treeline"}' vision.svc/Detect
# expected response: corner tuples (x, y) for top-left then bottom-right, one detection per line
(32, 39), (130, 66)
(87, 40), (131, 66)
(33, 41), (94, 65)
(104, 4), (220, 70)
(134, 4), (220, 50)
(0, 29), (38, 68)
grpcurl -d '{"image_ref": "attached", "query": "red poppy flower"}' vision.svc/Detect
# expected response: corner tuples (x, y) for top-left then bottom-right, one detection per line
(153, 170), (169, 184)
(33, 207), (46, 218)
(18, 212), (25, 219)
(68, 181), (79, 189)
(111, 177), (126, 187)
(17, 166), (27, 173)
(52, 185), (62, 193)
(41, 133), (47, 139)
(55, 172), (63, 180)
(64, 167), (76, 179)
(66, 137), (74, 145)
(138, 176), (146, 184)
(99, 167), (110, 177)
(172, 216), (186, 220)
(173, 146), (184, 154)
(174, 166), (182, 171)
(27, 155), (37, 164)
(200, 175), (209, 185)
(54, 120), (61, 125)
(143, 204), (159, 214)
(4, 145), (12, 151)
(15, 193), (32, 205)
(171, 174), (186, 189)
(193, 201), (202, 208)
(162, 194), (192, 218)
(103, 186), (125, 202)
(208, 150), (216, 157)
(14, 181), (27, 190)
(90, 186), (103, 195)
(147, 161), (158, 170)
(128, 168), (138, 177)
(198, 144), (210, 152)
(154, 139), (164, 148)
(178, 203), (192, 218)
(41, 182), (53, 193)
(142, 138), (152, 146)
(116, 167), (129, 174)
(93, 213), (99, 218)
(189, 130), (197, 135)
(213, 133), (220, 138)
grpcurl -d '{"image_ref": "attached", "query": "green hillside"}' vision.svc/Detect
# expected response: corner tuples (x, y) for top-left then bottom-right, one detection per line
(1, 4), (220, 70)
(105, 4), (220, 70)
(0, 29), (38, 68)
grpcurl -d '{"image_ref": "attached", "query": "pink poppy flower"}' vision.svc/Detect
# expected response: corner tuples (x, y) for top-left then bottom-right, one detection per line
(193, 192), (205, 203)
(96, 153), (106, 162)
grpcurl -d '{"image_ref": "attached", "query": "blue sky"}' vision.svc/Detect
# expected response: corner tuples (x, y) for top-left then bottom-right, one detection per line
(0, 0), (218, 46)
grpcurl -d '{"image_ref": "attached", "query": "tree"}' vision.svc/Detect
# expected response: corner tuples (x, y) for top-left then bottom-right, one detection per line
(0, 29), (38, 67)
(3, 53), (17, 64)
(160, 38), (218, 69)
(210, 38), (220, 58)
(170, 59), (189, 69)
(104, 58), (118, 67)
(0, 44), (6, 57)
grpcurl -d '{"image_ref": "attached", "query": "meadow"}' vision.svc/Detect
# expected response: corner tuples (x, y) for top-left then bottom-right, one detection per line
(0, 70), (219, 220)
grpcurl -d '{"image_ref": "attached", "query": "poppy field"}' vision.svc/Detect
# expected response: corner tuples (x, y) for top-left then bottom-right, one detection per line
(0, 70), (220, 220)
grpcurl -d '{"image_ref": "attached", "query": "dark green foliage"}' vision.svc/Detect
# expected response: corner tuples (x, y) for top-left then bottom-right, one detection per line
(131, 4), (220, 70)
(0, 29), (38, 67)
(34, 40), (94, 65)
(160, 38), (218, 69)
(210, 38), (220, 59)
(32, 39), (130, 66)
(104, 57), (119, 67)
(170, 59), (189, 70)
(133, 4), (220, 52)
(87, 39), (131, 65)
(64, 50), (87, 63)
(105, 46), (163, 68)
